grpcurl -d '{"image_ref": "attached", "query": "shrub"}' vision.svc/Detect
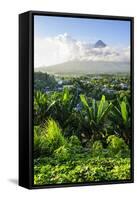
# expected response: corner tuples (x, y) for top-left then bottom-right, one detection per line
(68, 135), (83, 154)
(34, 157), (131, 185)
(54, 145), (70, 162)
(91, 140), (104, 157)
(34, 126), (41, 158)
(40, 118), (66, 155)
(107, 135), (130, 157)
(110, 160), (130, 180)
(69, 135), (81, 147)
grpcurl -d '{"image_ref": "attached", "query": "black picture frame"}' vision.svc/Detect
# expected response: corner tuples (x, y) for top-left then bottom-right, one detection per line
(19, 10), (134, 189)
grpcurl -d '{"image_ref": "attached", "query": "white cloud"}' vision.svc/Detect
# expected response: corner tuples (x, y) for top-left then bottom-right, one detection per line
(34, 33), (130, 68)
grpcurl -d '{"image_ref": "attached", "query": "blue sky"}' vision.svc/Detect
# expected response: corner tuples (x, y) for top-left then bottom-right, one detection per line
(34, 15), (130, 47)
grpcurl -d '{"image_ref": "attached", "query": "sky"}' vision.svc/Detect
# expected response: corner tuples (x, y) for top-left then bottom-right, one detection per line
(34, 15), (130, 68)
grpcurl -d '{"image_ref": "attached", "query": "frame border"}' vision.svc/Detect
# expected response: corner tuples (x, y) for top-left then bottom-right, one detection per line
(20, 10), (134, 189)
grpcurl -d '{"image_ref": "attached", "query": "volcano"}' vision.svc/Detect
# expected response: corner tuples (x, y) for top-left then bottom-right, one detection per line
(94, 40), (107, 48)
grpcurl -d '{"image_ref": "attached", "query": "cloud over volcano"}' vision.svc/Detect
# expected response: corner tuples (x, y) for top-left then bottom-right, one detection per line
(34, 33), (130, 68)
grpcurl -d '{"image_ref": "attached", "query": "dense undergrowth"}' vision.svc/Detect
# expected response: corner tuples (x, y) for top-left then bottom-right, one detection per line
(34, 118), (130, 185)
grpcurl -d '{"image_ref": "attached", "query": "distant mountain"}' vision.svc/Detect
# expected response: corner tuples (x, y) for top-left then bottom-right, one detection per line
(94, 40), (107, 48)
(35, 60), (130, 75)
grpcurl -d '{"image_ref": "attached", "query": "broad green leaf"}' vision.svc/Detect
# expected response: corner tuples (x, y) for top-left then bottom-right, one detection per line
(80, 94), (89, 108)
(120, 101), (128, 124)
(92, 99), (96, 120)
(97, 102), (112, 124)
(97, 95), (106, 120)
(80, 94), (93, 121)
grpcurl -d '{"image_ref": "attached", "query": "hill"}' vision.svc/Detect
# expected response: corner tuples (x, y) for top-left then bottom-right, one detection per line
(35, 60), (130, 75)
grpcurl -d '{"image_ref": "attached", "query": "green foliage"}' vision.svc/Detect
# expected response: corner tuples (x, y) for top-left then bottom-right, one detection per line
(79, 94), (112, 141)
(97, 95), (112, 124)
(50, 88), (78, 135)
(110, 161), (130, 180)
(33, 119), (66, 157)
(34, 132), (131, 184)
(121, 101), (128, 125)
(41, 118), (66, 155)
(34, 72), (56, 91)
(69, 135), (81, 147)
(33, 73), (131, 185)
(34, 91), (55, 125)
(53, 136), (83, 163)
(91, 140), (103, 157)
(80, 94), (89, 107)
(107, 135), (130, 157)
(54, 145), (70, 162)
(34, 157), (130, 185)
(68, 135), (83, 154)
(111, 98), (131, 144)
(34, 126), (41, 158)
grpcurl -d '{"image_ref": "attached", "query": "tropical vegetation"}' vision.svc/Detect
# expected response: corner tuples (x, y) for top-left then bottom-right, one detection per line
(34, 72), (131, 185)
